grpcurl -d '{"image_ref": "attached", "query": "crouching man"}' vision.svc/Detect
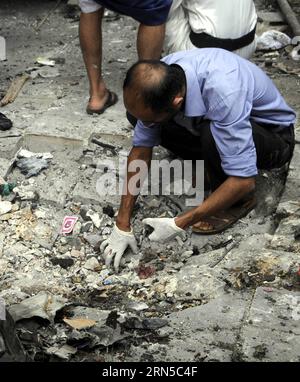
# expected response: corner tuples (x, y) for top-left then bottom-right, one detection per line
(101, 48), (296, 272)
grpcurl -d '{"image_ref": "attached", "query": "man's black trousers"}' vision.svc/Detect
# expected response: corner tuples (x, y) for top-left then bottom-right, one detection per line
(126, 112), (295, 191)
(160, 120), (295, 191)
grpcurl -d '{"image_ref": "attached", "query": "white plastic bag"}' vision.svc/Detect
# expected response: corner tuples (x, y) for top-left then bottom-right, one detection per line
(257, 30), (291, 51)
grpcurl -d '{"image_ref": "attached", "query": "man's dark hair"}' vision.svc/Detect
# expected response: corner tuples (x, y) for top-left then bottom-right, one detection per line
(123, 60), (185, 113)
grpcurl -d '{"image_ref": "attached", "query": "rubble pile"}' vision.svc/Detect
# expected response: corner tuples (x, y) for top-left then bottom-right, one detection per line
(0, 0), (299, 362)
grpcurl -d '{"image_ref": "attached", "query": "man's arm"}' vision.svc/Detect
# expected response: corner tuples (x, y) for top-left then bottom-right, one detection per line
(175, 175), (255, 229)
(116, 146), (153, 231)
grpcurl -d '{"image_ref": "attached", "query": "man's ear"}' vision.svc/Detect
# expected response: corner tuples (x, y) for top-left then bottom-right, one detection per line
(172, 94), (184, 109)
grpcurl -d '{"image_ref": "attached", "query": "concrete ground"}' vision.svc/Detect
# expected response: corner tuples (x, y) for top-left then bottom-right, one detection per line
(0, 0), (299, 362)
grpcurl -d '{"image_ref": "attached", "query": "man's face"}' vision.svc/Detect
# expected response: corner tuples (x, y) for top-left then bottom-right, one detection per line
(124, 88), (182, 127)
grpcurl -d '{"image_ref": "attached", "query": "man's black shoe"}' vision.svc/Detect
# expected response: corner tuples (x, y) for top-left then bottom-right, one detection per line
(0, 112), (12, 131)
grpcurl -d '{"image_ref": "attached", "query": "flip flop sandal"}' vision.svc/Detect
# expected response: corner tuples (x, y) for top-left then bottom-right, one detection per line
(0, 112), (13, 131)
(192, 197), (257, 235)
(86, 90), (118, 115)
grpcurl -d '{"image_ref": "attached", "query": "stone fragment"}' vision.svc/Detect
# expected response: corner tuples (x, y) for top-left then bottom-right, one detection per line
(84, 234), (102, 249)
(86, 211), (101, 228)
(50, 257), (74, 269)
(127, 301), (149, 312)
(46, 345), (77, 361)
(81, 221), (93, 233)
(276, 201), (300, 218)
(0, 201), (12, 216)
(102, 205), (114, 218)
(83, 257), (100, 271)
(8, 292), (67, 322)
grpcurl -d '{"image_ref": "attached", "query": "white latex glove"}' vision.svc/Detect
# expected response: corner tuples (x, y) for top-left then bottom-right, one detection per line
(100, 224), (138, 272)
(142, 217), (185, 243)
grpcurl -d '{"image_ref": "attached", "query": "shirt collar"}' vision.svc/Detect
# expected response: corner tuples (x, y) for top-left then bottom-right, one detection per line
(181, 63), (207, 117)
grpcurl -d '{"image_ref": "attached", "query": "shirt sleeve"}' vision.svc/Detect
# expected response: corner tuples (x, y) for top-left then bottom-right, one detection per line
(206, 90), (258, 178)
(78, 0), (102, 13)
(132, 120), (162, 147)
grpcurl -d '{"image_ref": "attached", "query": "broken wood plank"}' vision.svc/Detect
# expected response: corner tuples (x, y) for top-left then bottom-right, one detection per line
(0, 74), (30, 106)
(258, 11), (285, 24)
(63, 317), (96, 330)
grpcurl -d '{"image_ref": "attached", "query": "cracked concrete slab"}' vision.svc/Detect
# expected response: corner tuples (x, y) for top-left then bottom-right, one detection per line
(240, 287), (300, 361)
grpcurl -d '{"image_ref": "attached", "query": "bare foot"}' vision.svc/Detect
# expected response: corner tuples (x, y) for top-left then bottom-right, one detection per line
(87, 89), (110, 112)
(193, 221), (214, 231)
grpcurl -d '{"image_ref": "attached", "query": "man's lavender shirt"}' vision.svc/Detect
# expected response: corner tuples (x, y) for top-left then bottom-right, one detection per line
(132, 48), (296, 177)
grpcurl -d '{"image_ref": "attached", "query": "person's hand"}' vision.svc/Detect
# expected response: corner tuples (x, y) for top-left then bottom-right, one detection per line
(100, 224), (138, 272)
(142, 218), (185, 243)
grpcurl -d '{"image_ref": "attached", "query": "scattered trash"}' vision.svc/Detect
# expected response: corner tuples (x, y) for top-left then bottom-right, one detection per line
(16, 158), (49, 178)
(8, 292), (67, 323)
(61, 216), (78, 235)
(15, 149), (53, 178)
(86, 210), (101, 229)
(49, 57), (65, 65)
(257, 30), (291, 51)
(0, 182), (16, 197)
(63, 317), (96, 330)
(99, 269), (110, 283)
(17, 149), (53, 160)
(290, 45), (300, 61)
(36, 57), (55, 66)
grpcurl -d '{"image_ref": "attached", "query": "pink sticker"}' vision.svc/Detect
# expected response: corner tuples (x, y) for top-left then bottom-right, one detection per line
(61, 216), (78, 235)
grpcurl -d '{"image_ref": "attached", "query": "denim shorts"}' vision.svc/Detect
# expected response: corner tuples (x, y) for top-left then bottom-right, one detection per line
(94, 0), (172, 25)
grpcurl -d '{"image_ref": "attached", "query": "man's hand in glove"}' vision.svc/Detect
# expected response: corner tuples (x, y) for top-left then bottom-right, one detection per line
(100, 224), (138, 272)
(142, 217), (185, 243)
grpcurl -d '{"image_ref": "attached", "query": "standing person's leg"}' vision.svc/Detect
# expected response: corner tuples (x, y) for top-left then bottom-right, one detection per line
(79, 4), (117, 113)
(134, 0), (173, 59)
(137, 24), (166, 59)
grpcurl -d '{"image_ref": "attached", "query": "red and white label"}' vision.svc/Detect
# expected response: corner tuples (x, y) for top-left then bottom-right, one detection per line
(61, 216), (78, 235)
